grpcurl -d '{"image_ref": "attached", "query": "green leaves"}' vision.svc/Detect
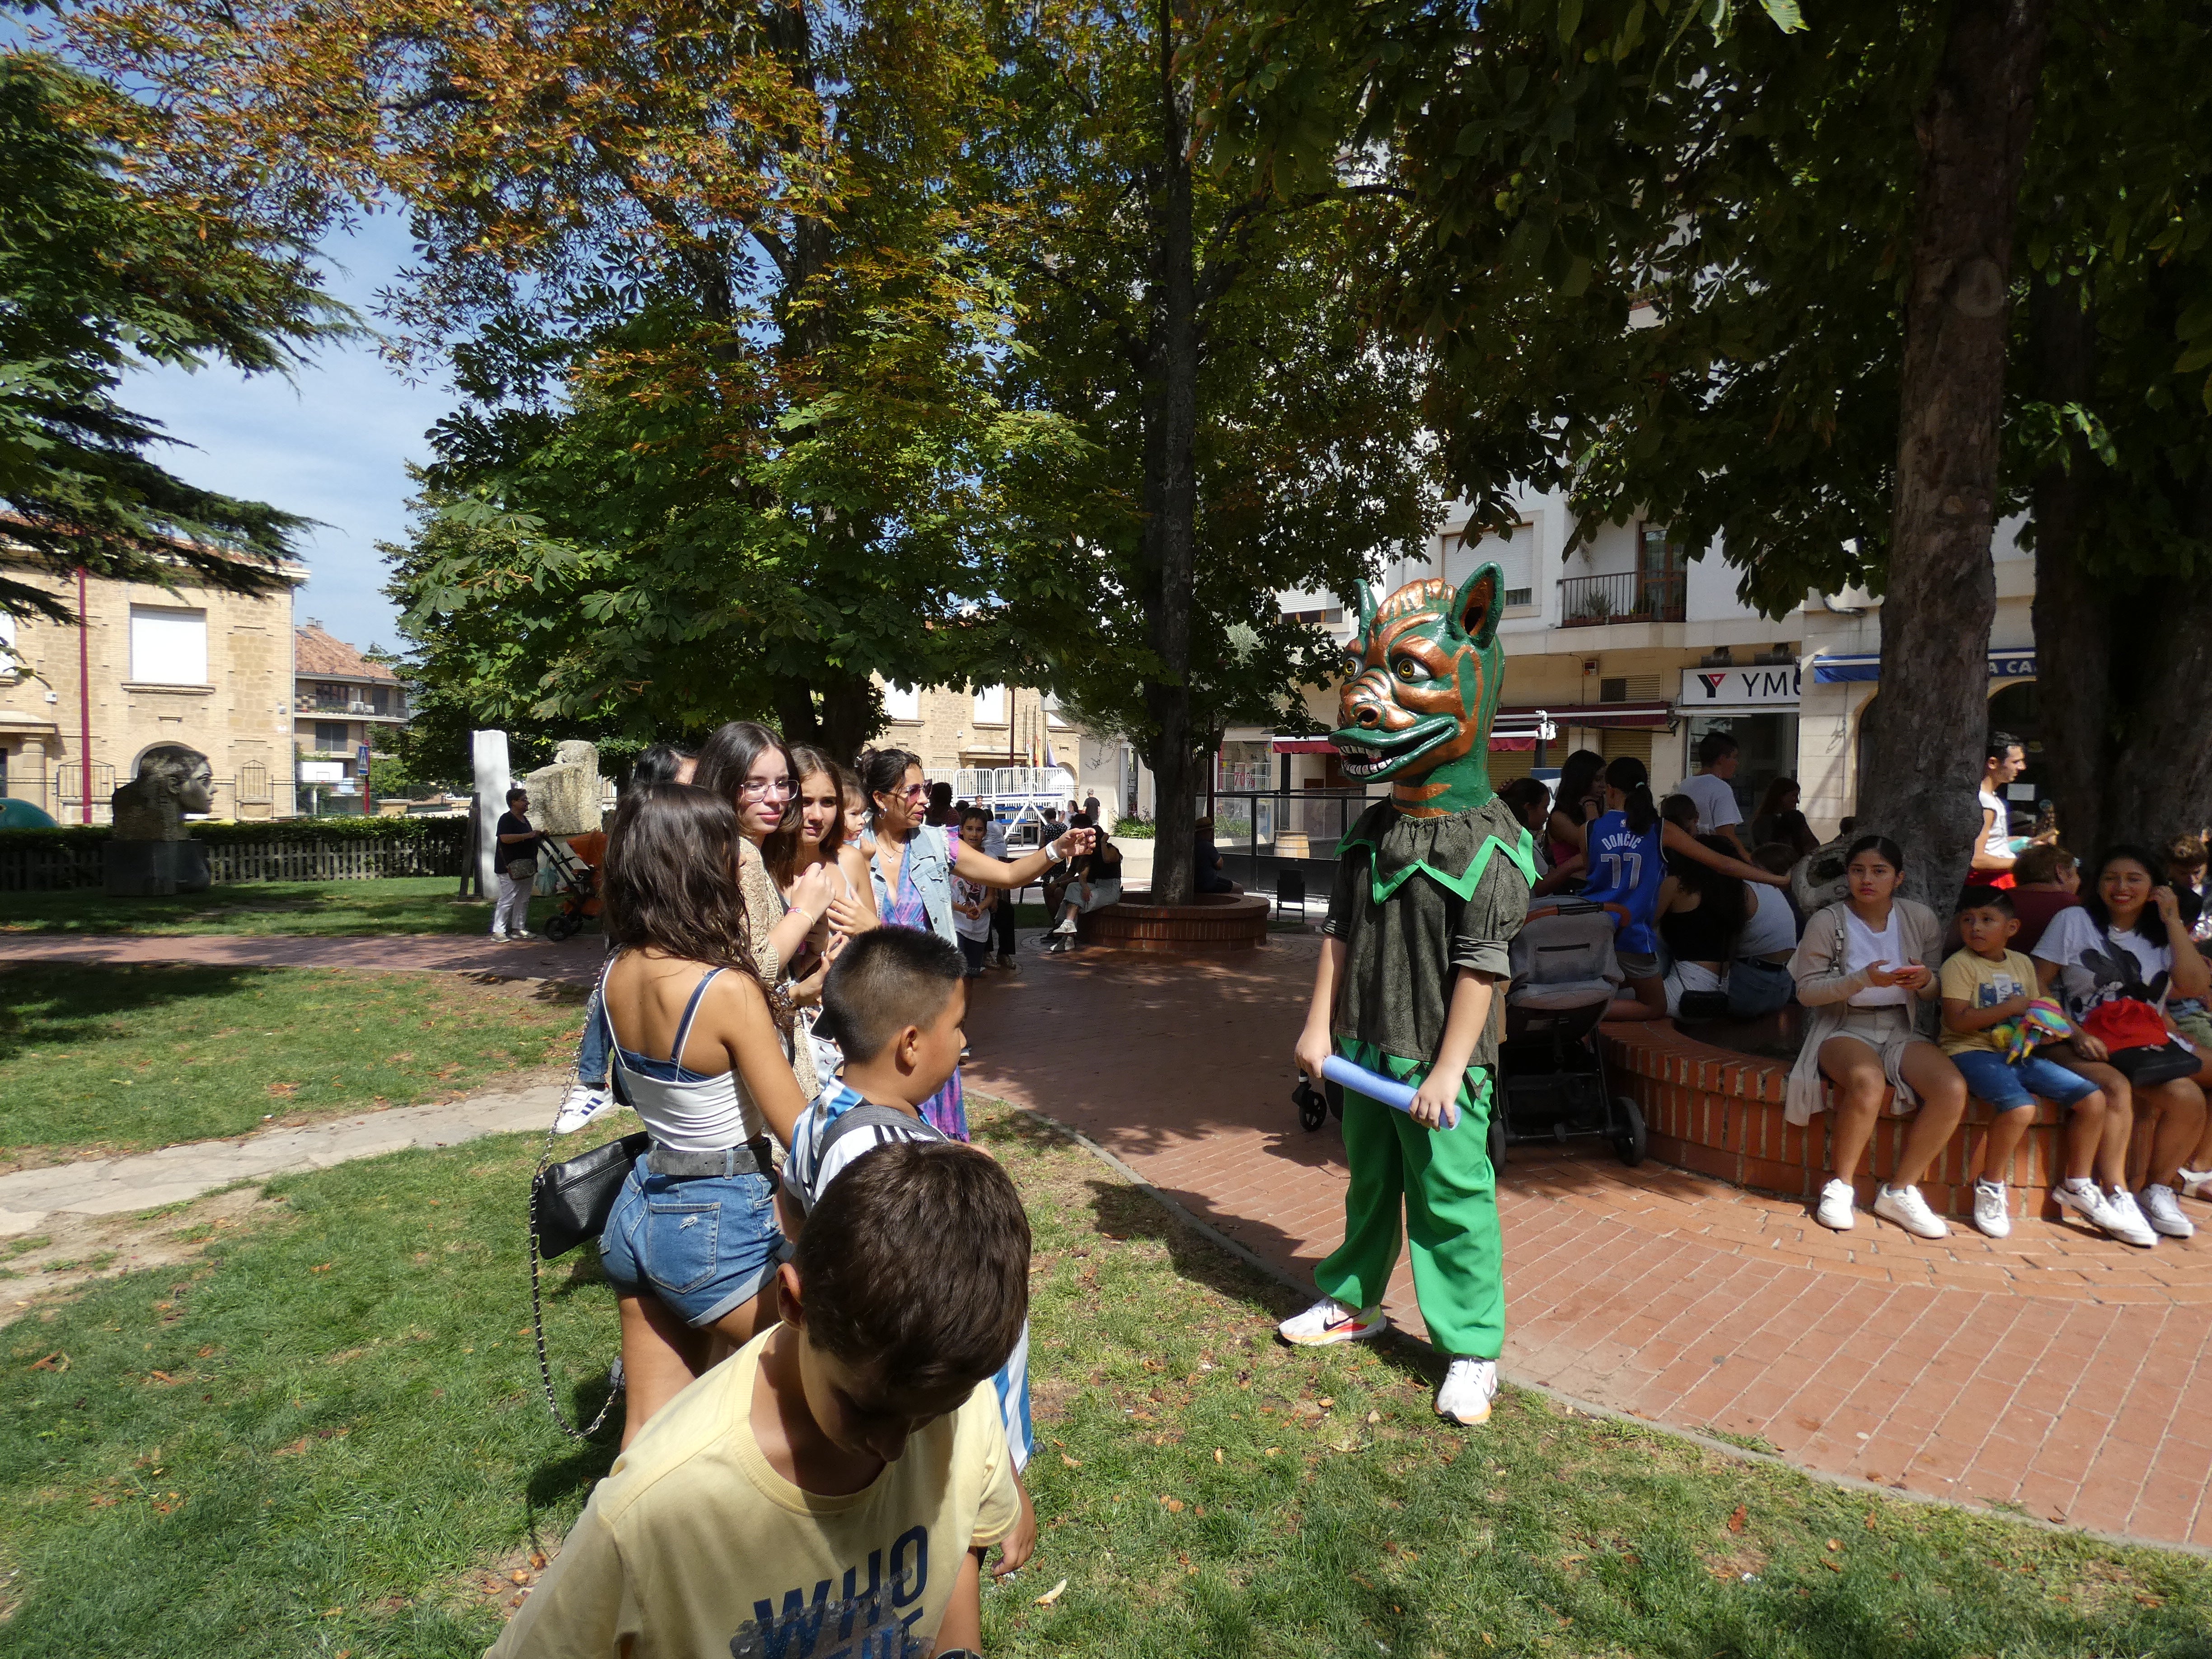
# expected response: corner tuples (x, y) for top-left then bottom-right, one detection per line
(0, 52), (352, 622)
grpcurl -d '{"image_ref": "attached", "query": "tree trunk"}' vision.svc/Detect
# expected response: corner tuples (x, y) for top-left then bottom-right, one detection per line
(2108, 468), (2212, 851)
(1858, 0), (2052, 905)
(1137, 5), (1201, 905)
(2026, 272), (2111, 857)
(769, 671), (880, 763)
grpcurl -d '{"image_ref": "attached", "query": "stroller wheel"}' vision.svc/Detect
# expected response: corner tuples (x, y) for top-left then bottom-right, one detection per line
(544, 909), (581, 942)
(1612, 1097), (1647, 1167)
(1292, 1079), (1328, 1133)
(1487, 1113), (1506, 1172)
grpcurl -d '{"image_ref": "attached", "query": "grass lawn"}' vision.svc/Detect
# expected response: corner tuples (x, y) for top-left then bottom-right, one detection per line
(0, 965), (581, 1161)
(4, 1101), (2207, 1658)
(0, 877), (536, 938)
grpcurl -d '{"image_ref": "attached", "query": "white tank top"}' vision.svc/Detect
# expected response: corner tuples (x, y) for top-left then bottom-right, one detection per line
(605, 959), (768, 1150)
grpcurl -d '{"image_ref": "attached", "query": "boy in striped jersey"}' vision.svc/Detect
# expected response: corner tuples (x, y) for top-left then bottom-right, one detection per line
(782, 924), (1037, 1572)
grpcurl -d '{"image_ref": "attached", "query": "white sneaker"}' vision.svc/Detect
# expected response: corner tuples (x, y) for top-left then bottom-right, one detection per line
(1435, 1357), (1499, 1425)
(2052, 1178), (2114, 1233)
(2138, 1183), (2196, 1239)
(1874, 1183), (1949, 1239)
(2096, 1187), (2160, 1249)
(554, 1083), (618, 1135)
(2179, 1167), (2212, 1202)
(1277, 1297), (1388, 1347)
(489, 931), (510, 942)
(1971, 1180), (2011, 1239)
(1814, 1178), (1857, 1231)
(1051, 916), (1078, 936)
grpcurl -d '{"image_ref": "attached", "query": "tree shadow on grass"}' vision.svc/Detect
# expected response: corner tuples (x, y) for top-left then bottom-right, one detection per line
(0, 961), (283, 1058)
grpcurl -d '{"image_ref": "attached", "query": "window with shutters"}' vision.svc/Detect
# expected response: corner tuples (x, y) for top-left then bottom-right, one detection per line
(1447, 524), (1537, 612)
(128, 605), (208, 684)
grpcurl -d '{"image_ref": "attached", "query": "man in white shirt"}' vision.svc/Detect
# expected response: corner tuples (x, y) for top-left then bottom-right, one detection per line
(1971, 730), (2025, 877)
(1676, 731), (1748, 857)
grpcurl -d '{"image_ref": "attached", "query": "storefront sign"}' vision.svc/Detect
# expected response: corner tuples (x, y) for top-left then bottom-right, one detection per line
(1678, 665), (1802, 709)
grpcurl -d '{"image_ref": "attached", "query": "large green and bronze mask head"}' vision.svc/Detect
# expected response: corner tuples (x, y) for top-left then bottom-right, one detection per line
(1331, 562), (1504, 815)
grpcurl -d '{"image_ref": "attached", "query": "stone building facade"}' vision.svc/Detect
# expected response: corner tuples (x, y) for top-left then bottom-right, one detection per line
(0, 554), (304, 824)
(293, 622), (409, 800)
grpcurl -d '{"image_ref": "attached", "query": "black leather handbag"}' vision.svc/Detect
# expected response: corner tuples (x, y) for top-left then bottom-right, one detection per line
(530, 1130), (649, 1259)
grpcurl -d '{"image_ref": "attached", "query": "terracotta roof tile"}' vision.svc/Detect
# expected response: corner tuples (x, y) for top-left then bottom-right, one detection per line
(294, 624), (399, 682)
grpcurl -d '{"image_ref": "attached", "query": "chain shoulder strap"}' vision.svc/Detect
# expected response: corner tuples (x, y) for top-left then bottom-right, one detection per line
(527, 955), (624, 1441)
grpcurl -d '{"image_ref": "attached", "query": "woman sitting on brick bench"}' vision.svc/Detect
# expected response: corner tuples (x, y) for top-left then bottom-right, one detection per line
(1786, 834), (1967, 1239)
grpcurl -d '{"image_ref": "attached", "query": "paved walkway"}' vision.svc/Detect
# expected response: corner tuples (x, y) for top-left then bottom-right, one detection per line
(0, 1085), (559, 1238)
(962, 935), (2212, 1551)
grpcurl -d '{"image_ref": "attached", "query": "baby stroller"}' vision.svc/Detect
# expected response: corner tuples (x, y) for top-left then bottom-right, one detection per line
(1493, 899), (1645, 1167)
(539, 837), (603, 941)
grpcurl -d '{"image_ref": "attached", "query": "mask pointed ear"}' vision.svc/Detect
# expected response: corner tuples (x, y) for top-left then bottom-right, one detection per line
(1354, 581), (1378, 643)
(1448, 561), (1502, 648)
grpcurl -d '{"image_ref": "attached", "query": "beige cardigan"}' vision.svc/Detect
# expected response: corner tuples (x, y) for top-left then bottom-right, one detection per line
(1784, 898), (1945, 1125)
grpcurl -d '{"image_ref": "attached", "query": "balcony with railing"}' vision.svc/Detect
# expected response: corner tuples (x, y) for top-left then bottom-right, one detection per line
(295, 694), (407, 718)
(1557, 570), (1687, 628)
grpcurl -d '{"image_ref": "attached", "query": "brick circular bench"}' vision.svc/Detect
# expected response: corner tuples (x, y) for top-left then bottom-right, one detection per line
(1599, 1021), (2076, 1224)
(1074, 891), (1272, 952)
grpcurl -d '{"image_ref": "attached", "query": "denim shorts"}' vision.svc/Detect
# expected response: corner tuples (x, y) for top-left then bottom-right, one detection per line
(597, 1155), (788, 1327)
(1949, 1049), (2099, 1114)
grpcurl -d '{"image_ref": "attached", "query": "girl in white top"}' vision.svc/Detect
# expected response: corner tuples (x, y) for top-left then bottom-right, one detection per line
(594, 784), (812, 1447)
(2034, 844), (2211, 1237)
(1787, 835), (1966, 1239)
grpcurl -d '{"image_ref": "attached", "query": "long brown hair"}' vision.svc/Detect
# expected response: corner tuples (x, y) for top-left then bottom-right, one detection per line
(693, 720), (797, 839)
(766, 745), (848, 888)
(602, 784), (790, 1031)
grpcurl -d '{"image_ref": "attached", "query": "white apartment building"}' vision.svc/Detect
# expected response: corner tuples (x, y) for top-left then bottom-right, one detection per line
(1264, 490), (2042, 840)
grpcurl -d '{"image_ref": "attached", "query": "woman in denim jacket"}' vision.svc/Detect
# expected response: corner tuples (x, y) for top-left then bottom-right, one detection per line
(855, 746), (1094, 1137)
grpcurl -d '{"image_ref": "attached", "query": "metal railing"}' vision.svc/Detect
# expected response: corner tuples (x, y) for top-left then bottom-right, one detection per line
(1558, 569), (1687, 627)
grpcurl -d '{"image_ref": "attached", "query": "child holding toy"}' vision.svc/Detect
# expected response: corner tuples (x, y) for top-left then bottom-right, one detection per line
(1941, 887), (2149, 1246)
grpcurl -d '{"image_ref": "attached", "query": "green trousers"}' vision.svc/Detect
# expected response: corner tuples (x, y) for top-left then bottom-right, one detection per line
(1313, 1040), (1505, 1360)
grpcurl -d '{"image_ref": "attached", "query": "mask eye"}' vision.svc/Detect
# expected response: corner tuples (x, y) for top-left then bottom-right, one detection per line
(1393, 657), (1430, 683)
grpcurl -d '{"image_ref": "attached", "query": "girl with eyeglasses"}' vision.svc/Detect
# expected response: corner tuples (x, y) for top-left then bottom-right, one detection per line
(855, 746), (1096, 1138)
(694, 722), (871, 1098)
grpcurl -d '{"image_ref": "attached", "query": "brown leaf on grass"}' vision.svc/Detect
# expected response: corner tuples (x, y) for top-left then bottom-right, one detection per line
(1033, 1578), (1068, 1607)
(1825, 1539), (1841, 1552)
(311, 1264), (333, 1275)
(1214, 1448), (1223, 1463)
(29, 1351), (68, 1372)
(1727, 1504), (1747, 1534)
(264, 1082), (300, 1097)
(1059, 1453), (1081, 1467)
(1864, 1509), (1879, 1530)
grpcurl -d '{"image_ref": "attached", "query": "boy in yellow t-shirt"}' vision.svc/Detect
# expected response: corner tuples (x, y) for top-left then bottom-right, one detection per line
(489, 1141), (1027, 1659)
(1941, 888), (2146, 1248)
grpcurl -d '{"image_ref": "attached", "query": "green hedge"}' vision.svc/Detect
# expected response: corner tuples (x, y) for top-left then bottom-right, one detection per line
(0, 815), (469, 852)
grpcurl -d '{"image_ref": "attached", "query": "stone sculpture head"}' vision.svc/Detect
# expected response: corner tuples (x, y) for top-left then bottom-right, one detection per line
(1332, 562), (1504, 817)
(110, 743), (215, 840)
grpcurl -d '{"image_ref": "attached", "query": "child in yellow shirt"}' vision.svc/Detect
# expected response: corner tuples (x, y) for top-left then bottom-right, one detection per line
(1942, 888), (2148, 1247)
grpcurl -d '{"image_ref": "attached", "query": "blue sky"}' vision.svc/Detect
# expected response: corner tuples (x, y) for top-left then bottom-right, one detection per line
(121, 214), (456, 652)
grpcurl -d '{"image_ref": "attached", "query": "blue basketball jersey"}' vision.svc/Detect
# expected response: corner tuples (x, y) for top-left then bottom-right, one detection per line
(1580, 810), (1665, 955)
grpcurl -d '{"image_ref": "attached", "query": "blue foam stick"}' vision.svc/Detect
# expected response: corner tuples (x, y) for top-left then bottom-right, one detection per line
(1321, 1055), (1457, 1129)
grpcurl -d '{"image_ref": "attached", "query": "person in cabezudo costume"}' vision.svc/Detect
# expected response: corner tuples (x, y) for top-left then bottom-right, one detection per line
(1282, 563), (1534, 1425)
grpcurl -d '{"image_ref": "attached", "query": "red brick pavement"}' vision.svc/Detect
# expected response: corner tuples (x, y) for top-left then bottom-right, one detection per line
(961, 932), (2212, 1551)
(9, 925), (2211, 1546)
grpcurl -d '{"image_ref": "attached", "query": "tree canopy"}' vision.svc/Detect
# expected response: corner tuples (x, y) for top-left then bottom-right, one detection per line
(0, 51), (348, 624)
